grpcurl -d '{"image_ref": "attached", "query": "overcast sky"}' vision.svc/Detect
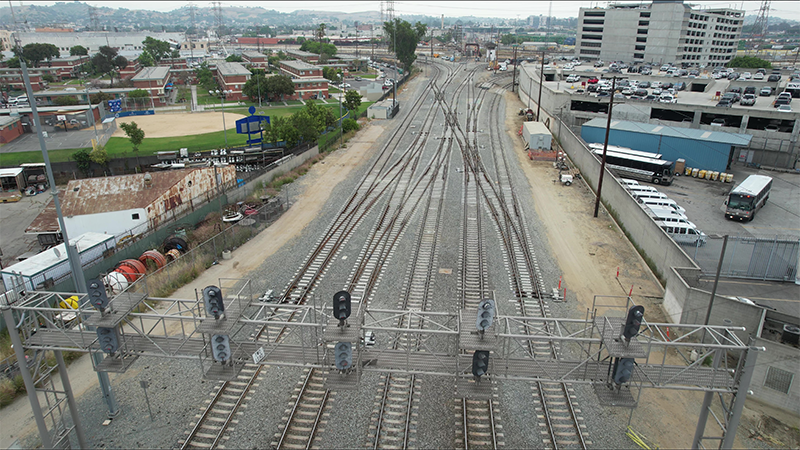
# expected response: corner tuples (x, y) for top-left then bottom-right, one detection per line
(24, 1), (800, 21)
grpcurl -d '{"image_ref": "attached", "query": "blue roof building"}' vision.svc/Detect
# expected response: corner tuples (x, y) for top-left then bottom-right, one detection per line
(580, 119), (752, 173)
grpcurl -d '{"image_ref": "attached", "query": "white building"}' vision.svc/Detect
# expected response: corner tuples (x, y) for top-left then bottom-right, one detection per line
(575, 1), (744, 68)
(13, 31), (185, 56)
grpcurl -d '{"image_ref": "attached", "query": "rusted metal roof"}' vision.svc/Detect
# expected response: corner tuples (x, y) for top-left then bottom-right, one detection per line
(26, 169), (200, 234)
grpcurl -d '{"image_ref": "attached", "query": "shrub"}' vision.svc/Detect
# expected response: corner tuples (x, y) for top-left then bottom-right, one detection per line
(342, 118), (360, 133)
(0, 378), (16, 407)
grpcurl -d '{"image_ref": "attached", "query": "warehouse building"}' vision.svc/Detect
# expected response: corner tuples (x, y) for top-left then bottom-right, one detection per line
(580, 118), (752, 173)
(576, 1), (744, 68)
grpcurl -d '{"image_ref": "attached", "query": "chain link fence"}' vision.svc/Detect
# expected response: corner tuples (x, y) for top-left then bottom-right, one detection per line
(683, 234), (799, 281)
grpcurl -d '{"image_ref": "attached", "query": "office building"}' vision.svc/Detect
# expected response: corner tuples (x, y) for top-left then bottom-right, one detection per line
(576, 1), (744, 68)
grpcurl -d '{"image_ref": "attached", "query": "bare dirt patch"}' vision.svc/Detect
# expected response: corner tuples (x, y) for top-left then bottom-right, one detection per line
(112, 112), (247, 138)
(500, 89), (748, 449)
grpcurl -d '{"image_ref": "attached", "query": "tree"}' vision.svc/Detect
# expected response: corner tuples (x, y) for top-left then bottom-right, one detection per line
(142, 36), (172, 64)
(54, 96), (79, 106)
(195, 62), (217, 91)
(242, 73), (269, 102)
(72, 149), (93, 177)
(170, 49), (181, 59)
(90, 91), (114, 104)
(727, 56), (772, 69)
(322, 66), (339, 81)
(265, 75), (295, 101)
(225, 54), (243, 62)
(315, 23), (327, 41)
(93, 46), (120, 86)
(137, 51), (155, 67)
(6, 57), (20, 68)
(90, 145), (110, 171)
(119, 122), (145, 169)
(384, 19), (427, 72)
(17, 43), (60, 68)
(343, 90), (362, 113)
(302, 100), (336, 132)
(69, 45), (88, 56)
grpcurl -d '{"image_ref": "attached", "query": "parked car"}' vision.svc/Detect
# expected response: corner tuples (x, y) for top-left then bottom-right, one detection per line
(744, 86), (756, 95)
(634, 88), (648, 96)
(638, 81), (650, 88)
(644, 94), (658, 101)
(594, 61), (604, 67)
(743, 72), (752, 79)
(728, 86), (742, 94)
(674, 82), (686, 91)
(777, 104), (792, 112)
(566, 74), (581, 83)
(659, 93), (677, 103)
(710, 118), (726, 127)
(621, 87), (635, 95)
(764, 125), (779, 132)
(740, 94), (757, 106)
(716, 99), (733, 108)
(773, 97), (791, 108)
(727, 72), (739, 80)
(587, 77), (599, 84)
(753, 72), (765, 80)
(768, 74), (781, 82)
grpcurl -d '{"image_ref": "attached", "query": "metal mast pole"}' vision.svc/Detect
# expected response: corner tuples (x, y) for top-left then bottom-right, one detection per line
(537, 50), (545, 121)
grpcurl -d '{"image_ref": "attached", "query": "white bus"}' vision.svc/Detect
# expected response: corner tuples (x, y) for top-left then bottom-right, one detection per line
(724, 175), (772, 221)
(589, 143), (663, 159)
(592, 149), (675, 185)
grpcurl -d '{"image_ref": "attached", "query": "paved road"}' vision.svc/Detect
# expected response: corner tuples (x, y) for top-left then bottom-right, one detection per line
(0, 192), (51, 273)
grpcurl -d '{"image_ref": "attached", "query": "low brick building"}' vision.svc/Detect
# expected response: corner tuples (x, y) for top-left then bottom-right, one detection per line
(119, 60), (142, 80)
(279, 60), (323, 79)
(286, 49), (319, 64)
(0, 67), (57, 91)
(0, 116), (24, 144)
(48, 55), (90, 79)
(214, 62), (251, 101)
(242, 51), (269, 71)
(131, 66), (172, 106)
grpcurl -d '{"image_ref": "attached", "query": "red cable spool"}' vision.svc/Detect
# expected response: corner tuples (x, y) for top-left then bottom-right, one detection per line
(113, 266), (138, 283)
(117, 259), (146, 280)
(139, 249), (167, 270)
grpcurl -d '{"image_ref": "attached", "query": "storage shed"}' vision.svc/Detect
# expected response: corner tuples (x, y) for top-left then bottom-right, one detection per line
(367, 99), (399, 119)
(1, 232), (116, 292)
(522, 122), (552, 151)
(580, 119), (752, 173)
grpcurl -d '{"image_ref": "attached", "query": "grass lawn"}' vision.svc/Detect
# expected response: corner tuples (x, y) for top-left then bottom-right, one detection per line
(361, 74), (378, 79)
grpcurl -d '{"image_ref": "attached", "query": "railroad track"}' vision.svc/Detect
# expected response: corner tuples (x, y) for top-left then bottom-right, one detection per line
(180, 365), (262, 449)
(272, 368), (330, 449)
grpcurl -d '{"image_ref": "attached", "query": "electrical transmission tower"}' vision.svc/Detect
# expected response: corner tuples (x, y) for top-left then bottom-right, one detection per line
(88, 5), (99, 31)
(751, 0), (771, 53)
(212, 1), (224, 39)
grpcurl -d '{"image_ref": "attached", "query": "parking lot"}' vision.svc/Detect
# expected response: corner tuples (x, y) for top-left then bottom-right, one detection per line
(640, 165), (800, 239)
(547, 63), (796, 112)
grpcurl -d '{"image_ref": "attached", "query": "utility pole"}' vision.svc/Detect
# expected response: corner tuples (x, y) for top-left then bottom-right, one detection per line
(511, 44), (518, 92)
(537, 50), (545, 121)
(593, 76), (617, 218)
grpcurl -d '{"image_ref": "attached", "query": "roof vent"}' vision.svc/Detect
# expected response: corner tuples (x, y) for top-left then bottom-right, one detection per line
(144, 172), (153, 188)
(782, 324), (800, 346)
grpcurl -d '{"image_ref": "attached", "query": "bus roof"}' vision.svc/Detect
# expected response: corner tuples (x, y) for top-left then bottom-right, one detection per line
(730, 175), (772, 196)
(592, 149), (673, 167)
(589, 143), (662, 159)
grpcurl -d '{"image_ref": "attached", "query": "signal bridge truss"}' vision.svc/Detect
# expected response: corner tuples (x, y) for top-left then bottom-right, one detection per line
(3, 282), (761, 450)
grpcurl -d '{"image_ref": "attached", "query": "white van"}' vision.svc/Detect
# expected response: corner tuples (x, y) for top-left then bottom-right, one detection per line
(661, 223), (707, 245)
(633, 191), (670, 201)
(648, 206), (688, 221)
(627, 185), (660, 195)
(640, 198), (686, 214)
(620, 178), (639, 187)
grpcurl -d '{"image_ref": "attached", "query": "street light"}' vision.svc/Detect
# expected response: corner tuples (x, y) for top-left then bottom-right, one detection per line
(82, 72), (99, 144)
(209, 89), (232, 148)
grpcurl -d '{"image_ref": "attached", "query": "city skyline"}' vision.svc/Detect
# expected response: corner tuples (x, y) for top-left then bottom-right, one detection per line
(20, 1), (800, 22)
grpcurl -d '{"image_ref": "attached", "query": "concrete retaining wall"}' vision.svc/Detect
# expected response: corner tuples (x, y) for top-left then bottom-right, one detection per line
(517, 64), (698, 289)
(751, 337), (800, 416)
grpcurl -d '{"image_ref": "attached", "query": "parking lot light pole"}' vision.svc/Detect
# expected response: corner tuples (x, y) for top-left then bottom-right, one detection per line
(338, 73), (344, 149)
(82, 74), (99, 143)
(210, 89), (231, 148)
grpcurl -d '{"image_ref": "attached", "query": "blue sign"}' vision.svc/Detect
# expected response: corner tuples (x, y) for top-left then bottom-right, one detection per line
(108, 99), (122, 112)
(235, 114), (269, 145)
(116, 110), (155, 118)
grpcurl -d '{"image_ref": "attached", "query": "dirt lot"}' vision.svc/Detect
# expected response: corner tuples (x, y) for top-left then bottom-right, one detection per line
(111, 112), (246, 138)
